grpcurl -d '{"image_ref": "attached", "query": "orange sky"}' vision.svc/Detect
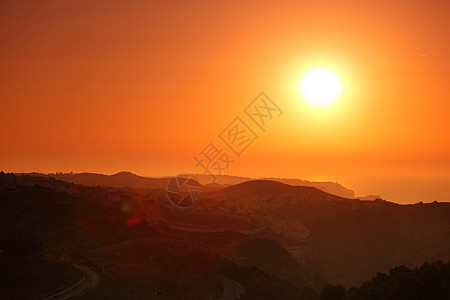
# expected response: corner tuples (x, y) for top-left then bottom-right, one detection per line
(1, 0), (449, 203)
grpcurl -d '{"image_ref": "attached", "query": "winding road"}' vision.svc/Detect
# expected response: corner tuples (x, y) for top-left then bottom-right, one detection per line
(43, 263), (100, 300)
(43, 263), (243, 299)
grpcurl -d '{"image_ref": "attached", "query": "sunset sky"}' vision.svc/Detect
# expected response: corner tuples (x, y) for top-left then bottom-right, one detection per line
(1, 0), (449, 203)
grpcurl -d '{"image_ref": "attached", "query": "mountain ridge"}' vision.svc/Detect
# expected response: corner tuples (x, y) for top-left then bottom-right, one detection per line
(20, 171), (355, 199)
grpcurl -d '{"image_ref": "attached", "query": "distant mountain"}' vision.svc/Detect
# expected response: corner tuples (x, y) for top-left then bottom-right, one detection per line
(25, 171), (170, 189)
(357, 194), (382, 201)
(23, 172), (355, 198)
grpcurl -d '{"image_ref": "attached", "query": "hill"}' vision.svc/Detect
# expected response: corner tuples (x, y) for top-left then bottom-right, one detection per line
(22, 171), (355, 198)
(2, 174), (450, 298)
(202, 180), (450, 286)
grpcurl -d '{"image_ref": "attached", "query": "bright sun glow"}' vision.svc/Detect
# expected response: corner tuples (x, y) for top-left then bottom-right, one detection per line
(299, 67), (343, 108)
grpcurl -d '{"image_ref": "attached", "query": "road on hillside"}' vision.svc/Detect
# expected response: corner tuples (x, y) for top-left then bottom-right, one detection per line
(43, 263), (100, 300)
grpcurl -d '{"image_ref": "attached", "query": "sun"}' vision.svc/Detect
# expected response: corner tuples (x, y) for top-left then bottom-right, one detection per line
(299, 67), (343, 108)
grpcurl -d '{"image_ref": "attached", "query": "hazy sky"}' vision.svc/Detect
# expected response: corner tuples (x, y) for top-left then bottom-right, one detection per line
(1, 0), (449, 203)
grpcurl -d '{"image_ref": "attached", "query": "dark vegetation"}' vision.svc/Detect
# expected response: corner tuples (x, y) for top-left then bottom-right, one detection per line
(301, 261), (450, 300)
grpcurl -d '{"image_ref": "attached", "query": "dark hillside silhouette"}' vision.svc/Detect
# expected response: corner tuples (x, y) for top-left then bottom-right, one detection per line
(1, 175), (450, 298)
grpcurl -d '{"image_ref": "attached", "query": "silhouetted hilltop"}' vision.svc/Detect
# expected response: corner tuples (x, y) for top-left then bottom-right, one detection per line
(206, 180), (357, 213)
(214, 179), (349, 197)
(215, 179), (299, 196)
(195, 174), (355, 198)
(22, 172), (355, 198)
